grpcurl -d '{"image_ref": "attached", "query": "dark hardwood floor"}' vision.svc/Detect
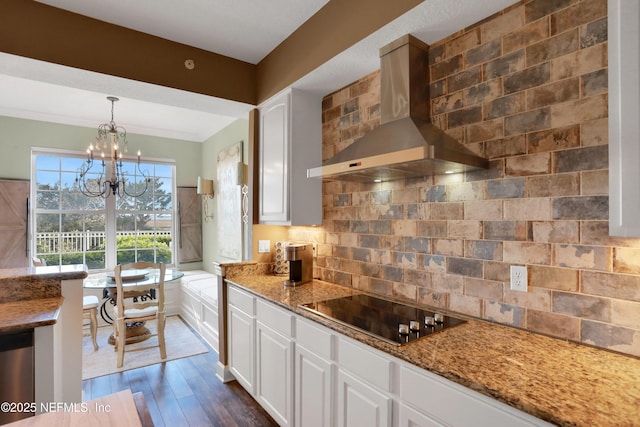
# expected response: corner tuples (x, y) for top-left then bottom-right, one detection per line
(82, 329), (278, 427)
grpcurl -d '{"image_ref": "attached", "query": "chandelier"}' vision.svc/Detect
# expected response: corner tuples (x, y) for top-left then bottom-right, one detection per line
(75, 96), (150, 198)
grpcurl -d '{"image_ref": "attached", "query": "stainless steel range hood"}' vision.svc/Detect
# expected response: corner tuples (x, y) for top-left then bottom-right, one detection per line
(307, 35), (488, 182)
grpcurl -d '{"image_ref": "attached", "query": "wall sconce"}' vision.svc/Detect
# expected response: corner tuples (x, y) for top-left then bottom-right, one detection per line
(197, 176), (214, 223)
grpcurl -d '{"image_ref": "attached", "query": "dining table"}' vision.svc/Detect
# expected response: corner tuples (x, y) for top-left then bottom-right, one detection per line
(83, 268), (184, 344)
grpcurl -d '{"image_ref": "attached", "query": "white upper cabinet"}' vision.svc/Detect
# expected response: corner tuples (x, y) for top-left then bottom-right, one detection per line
(608, 0), (640, 236)
(258, 88), (322, 225)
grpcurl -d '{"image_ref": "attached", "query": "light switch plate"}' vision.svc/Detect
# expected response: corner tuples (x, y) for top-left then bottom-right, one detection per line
(258, 240), (271, 253)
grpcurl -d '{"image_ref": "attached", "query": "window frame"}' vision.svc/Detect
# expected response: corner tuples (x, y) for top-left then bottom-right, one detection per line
(31, 147), (177, 271)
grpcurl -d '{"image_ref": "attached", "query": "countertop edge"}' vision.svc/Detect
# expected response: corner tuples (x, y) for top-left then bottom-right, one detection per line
(0, 296), (63, 334)
(0, 265), (88, 281)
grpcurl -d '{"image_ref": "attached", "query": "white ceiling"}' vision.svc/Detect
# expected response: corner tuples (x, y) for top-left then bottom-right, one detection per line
(0, 0), (519, 142)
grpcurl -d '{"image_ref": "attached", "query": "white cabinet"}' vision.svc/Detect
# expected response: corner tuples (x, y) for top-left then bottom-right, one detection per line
(398, 364), (552, 427)
(227, 284), (296, 426)
(295, 345), (332, 427)
(227, 286), (255, 394)
(225, 285), (551, 427)
(608, 0), (640, 236)
(256, 322), (294, 426)
(336, 369), (392, 427)
(398, 403), (445, 427)
(295, 318), (334, 427)
(260, 95), (288, 224)
(335, 336), (393, 427)
(258, 88), (322, 225)
(255, 300), (295, 427)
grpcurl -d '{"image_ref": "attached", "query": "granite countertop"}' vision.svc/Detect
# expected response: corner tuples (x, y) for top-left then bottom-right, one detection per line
(0, 264), (88, 334)
(0, 264), (88, 282)
(0, 297), (64, 333)
(226, 274), (640, 427)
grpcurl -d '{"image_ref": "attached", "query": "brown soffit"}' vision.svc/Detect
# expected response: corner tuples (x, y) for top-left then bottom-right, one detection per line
(0, 0), (423, 107)
(256, 0), (424, 104)
(0, 0), (256, 105)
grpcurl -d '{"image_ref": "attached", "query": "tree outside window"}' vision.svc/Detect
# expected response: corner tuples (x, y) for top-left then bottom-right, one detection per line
(32, 152), (175, 270)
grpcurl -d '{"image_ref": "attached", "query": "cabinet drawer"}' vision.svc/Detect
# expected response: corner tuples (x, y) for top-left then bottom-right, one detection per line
(296, 317), (333, 360)
(257, 299), (293, 337)
(400, 365), (551, 426)
(228, 285), (255, 315)
(337, 336), (392, 392)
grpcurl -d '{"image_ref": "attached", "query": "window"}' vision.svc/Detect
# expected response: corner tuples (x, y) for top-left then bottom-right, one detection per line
(32, 150), (175, 270)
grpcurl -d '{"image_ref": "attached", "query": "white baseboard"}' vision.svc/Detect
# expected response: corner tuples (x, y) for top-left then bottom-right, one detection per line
(216, 361), (235, 383)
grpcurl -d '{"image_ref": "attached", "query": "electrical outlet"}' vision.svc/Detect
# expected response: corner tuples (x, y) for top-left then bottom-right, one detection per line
(510, 265), (528, 292)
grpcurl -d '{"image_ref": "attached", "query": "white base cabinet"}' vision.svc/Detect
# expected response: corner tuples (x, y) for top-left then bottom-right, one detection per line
(336, 336), (393, 427)
(398, 364), (548, 427)
(295, 317), (334, 427)
(295, 345), (333, 427)
(337, 369), (392, 427)
(226, 283), (552, 427)
(398, 403), (445, 427)
(256, 299), (295, 427)
(228, 286), (255, 395)
(256, 322), (294, 426)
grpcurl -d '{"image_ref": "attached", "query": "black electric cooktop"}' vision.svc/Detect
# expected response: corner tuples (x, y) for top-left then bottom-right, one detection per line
(299, 294), (465, 346)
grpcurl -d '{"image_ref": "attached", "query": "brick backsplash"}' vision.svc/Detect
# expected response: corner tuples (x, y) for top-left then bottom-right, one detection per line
(289, 0), (640, 358)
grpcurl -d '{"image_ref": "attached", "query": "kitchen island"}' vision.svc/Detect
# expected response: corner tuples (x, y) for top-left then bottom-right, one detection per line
(225, 272), (640, 427)
(0, 265), (88, 416)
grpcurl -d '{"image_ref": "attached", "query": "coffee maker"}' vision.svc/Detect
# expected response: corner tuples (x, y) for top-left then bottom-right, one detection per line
(283, 244), (312, 286)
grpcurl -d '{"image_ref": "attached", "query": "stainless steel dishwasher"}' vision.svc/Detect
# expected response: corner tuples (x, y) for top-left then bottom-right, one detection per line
(0, 329), (35, 425)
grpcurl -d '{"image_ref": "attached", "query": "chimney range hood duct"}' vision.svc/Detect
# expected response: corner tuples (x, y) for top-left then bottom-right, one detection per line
(307, 35), (488, 182)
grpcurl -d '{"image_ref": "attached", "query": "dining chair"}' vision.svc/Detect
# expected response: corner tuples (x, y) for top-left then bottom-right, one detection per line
(113, 261), (167, 368)
(33, 255), (100, 350)
(82, 295), (99, 350)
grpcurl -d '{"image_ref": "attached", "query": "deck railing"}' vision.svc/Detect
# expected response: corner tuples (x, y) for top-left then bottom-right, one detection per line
(35, 231), (172, 253)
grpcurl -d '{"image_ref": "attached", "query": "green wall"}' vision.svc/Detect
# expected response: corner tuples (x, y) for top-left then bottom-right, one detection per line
(200, 119), (249, 269)
(0, 114), (248, 271)
(0, 115), (202, 185)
